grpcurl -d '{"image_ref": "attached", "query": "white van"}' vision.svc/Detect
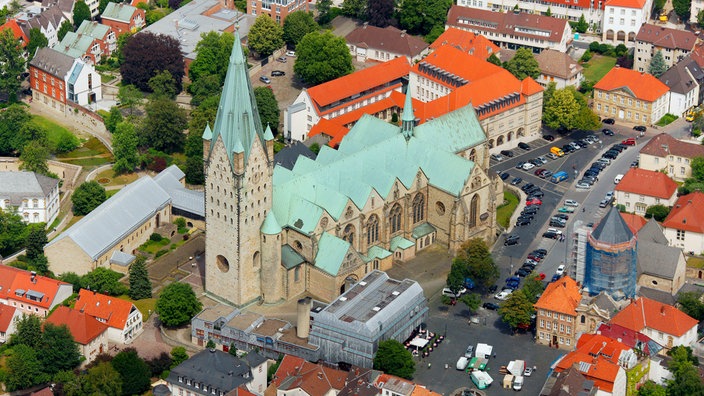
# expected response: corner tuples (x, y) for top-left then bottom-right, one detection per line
(456, 356), (469, 370)
(614, 174), (624, 184)
(513, 375), (524, 391)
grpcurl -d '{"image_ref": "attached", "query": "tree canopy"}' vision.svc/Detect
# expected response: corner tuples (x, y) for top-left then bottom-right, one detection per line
(58, 20), (74, 41)
(11, 314), (43, 348)
(0, 209), (33, 257)
(367, 0), (394, 27)
(19, 140), (51, 176)
(111, 348), (152, 396)
(254, 86), (280, 134)
(498, 290), (534, 331)
(645, 204), (670, 222)
(82, 362), (123, 396)
(26, 28), (48, 61)
(398, 0), (452, 36)
(112, 121), (139, 174)
(188, 31), (234, 92)
(38, 323), (82, 375)
(129, 255), (152, 300)
(25, 226), (49, 274)
(72, 0), (91, 29)
(80, 267), (129, 296)
(6, 344), (49, 391)
(504, 48), (540, 80)
(138, 97), (188, 153)
(283, 11), (318, 47)
(677, 291), (704, 321)
(156, 282), (203, 327)
(672, 0), (691, 22)
(0, 105), (32, 154)
(666, 345), (704, 395)
(679, 156), (704, 194)
(248, 15), (284, 58)
(72, 181), (107, 216)
(117, 84), (143, 116)
(148, 70), (179, 99)
(649, 51), (667, 77)
(341, 0), (366, 19)
(636, 381), (666, 396)
(121, 32), (184, 92)
(543, 88), (580, 130)
(294, 30), (354, 86)
(450, 238), (499, 289)
(373, 339), (415, 379)
(0, 29), (27, 101)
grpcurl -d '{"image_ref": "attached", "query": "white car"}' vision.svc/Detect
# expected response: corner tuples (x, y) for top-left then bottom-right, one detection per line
(491, 154), (504, 162)
(597, 158), (611, 165)
(556, 265), (565, 276)
(522, 162), (535, 170)
(494, 289), (513, 300)
(442, 287), (467, 298)
(547, 228), (563, 235)
(570, 142), (581, 150)
(537, 156), (548, 164)
(565, 199), (580, 207)
(605, 191), (614, 200)
(524, 367), (533, 377)
(286, 50), (296, 57)
(576, 182), (591, 189)
(546, 153), (558, 160)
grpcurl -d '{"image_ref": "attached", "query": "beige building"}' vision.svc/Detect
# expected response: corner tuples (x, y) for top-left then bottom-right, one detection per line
(534, 49), (584, 89)
(575, 292), (621, 339)
(634, 24), (698, 73)
(46, 306), (109, 365)
(593, 67), (670, 125)
(614, 168), (678, 215)
(0, 171), (60, 226)
(345, 24), (429, 64)
(638, 133), (704, 181)
(534, 276), (582, 350)
(663, 192), (704, 254)
(203, 32), (499, 307)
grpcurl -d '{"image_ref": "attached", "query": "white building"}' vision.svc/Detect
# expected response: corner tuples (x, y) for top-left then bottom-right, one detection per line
(602, 0), (653, 43)
(638, 133), (704, 181)
(0, 171), (60, 225)
(16, 6), (67, 48)
(659, 58), (703, 117)
(46, 306), (109, 365)
(74, 289), (144, 344)
(534, 49), (584, 89)
(663, 192), (704, 254)
(613, 168), (678, 215)
(0, 305), (21, 344)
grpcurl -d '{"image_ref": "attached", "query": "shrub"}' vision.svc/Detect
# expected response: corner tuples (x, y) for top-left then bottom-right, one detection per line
(150, 233), (163, 242)
(155, 249), (169, 258)
(580, 50), (592, 62)
(174, 217), (186, 228)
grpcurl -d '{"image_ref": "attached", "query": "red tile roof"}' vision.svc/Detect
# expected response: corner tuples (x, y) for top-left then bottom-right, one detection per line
(374, 374), (415, 393)
(414, 45), (504, 86)
(605, 0), (648, 9)
(639, 133), (704, 159)
(636, 24), (698, 51)
(610, 296), (698, 337)
(271, 355), (348, 396)
(534, 276), (581, 315)
(307, 117), (350, 148)
(662, 192), (704, 233)
(596, 322), (659, 355)
(46, 306), (109, 345)
(620, 213), (648, 234)
(306, 57), (410, 111)
(594, 67), (670, 102)
(614, 168), (678, 199)
(345, 25), (429, 58)
(0, 264), (71, 309)
(429, 28), (499, 59)
(555, 333), (632, 392)
(75, 289), (138, 330)
(0, 304), (17, 332)
(0, 19), (29, 47)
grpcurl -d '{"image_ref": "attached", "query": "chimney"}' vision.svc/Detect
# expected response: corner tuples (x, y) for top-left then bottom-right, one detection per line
(317, 372), (323, 379)
(296, 297), (311, 339)
(401, 30), (406, 37)
(30, 271), (36, 283)
(661, 305), (666, 315)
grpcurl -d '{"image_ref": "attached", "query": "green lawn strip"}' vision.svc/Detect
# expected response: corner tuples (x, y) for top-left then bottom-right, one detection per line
(119, 295), (157, 320)
(60, 157), (112, 167)
(58, 137), (111, 159)
(656, 113), (678, 127)
(32, 116), (75, 148)
(582, 55), (617, 83)
(496, 191), (519, 228)
(139, 238), (171, 254)
(687, 256), (704, 269)
(96, 168), (139, 187)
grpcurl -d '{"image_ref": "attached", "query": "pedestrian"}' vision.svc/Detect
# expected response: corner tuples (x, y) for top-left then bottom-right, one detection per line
(428, 363), (432, 369)
(533, 365), (537, 371)
(582, 208), (585, 213)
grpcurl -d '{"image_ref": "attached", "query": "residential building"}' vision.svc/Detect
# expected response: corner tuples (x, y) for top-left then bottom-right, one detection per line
(266, 355), (349, 396)
(446, 6), (573, 53)
(285, 57), (411, 142)
(0, 171), (60, 225)
(428, 27), (499, 59)
(634, 24), (698, 73)
(74, 289), (144, 344)
(659, 57), (703, 117)
(247, 0), (307, 25)
(55, 21), (117, 64)
(593, 67), (670, 125)
(84, 0), (99, 18)
(575, 291), (621, 338)
(596, 323), (663, 357)
(345, 24), (429, 63)
(46, 306), (109, 364)
(638, 133), (704, 181)
(614, 168), (678, 215)
(539, 366), (598, 396)
(0, 19), (29, 48)
(375, 374), (415, 396)
(456, 0), (604, 33)
(635, 219), (687, 296)
(206, 32), (500, 305)
(663, 191), (704, 253)
(0, 304), (21, 343)
(602, 0), (653, 44)
(166, 349), (268, 396)
(534, 49), (584, 89)
(534, 276), (582, 350)
(0, 264), (73, 317)
(100, 2), (145, 37)
(29, 47), (102, 110)
(16, 5), (67, 48)
(41, 0), (76, 24)
(610, 296), (699, 349)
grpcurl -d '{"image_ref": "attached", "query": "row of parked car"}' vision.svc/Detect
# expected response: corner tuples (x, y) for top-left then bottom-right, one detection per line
(491, 142), (532, 162)
(575, 138), (632, 190)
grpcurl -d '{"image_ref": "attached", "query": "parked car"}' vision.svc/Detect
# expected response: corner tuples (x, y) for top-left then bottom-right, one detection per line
(602, 128), (614, 136)
(271, 70), (286, 76)
(534, 168), (546, 176)
(515, 268), (531, 277)
(516, 218), (531, 226)
(541, 171), (553, 179)
(491, 153), (504, 161)
(465, 345), (475, 358)
(597, 157), (611, 165)
(521, 207), (538, 215)
(550, 219), (566, 228)
(529, 158), (543, 166)
(522, 162), (535, 170)
(633, 125), (647, 132)
(518, 142), (531, 150)
(547, 228), (563, 235)
(562, 144), (574, 153)
(510, 177), (522, 185)
(442, 287), (466, 298)
(526, 198), (542, 206)
(533, 248), (548, 255)
(537, 156), (548, 164)
(526, 254), (542, 262)
(556, 265), (566, 276)
(500, 172), (510, 180)
(603, 118), (615, 124)
(553, 213), (569, 221)
(611, 144), (625, 152)
(483, 302), (500, 310)
(546, 153), (558, 160)
(543, 134), (555, 141)
(504, 235), (520, 246)
(602, 152), (617, 160)
(569, 142), (581, 151)
(630, 160), (639, 168)
(565, 199), (579, 207)
(622, 138), (636, 146)
(286, 50), (296, 57)
(259, 76), (271, 84)
(495, 289), (513, 300)
(276, 56), (287, 63)
(576, 182), (591, 189)
(500, 150), (514, 157)
(558, 206), (575, 213)
(599, 199), (611, 208)
(551, 274), (562, 282)
(521, 183), (534, 192)
(524, 367), (533, 377)
(542, 231), (559, 239)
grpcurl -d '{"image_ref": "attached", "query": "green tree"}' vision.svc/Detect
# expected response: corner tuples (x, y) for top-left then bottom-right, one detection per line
(446, 260), (467, 295)
(188, 31), (234, 90)
(129, 255), (152, 300)
(57, 20), (74, 41)
(139, 97), (188, 153)
(0, 209), (31, 257)
(105, 106), (123, 133)
(59, 271), (82, 292)
(72, 180), (107, 215)
(672, 0), (691, 22)
(189, 73), (222, 106)
(80, 267), (129, 295)
(294, 30), (354, 85)
(234, 0), (245, 11)
(545, 6), (552, 16)
(573, 103), (602, 130)
(498, 290), (534, 332)
(698, 9), (704, 26)
(645, 204), (670, 222)
(112, 347), (152, 396)
(148, 70), (179, 99)
(0, 29), (27, 101)
(373, 340), (415, 379)
(112, 121), (139, 174)
(17, 121), (48, 152)
(459, 293), (481, 314)
(26, 28), (48, 61)
(82, 362), (123, 396)
(118, 84), (143, 116)
(0, 105), (31, 154)
(649, 50), (667, 77)
(521, 274), (545, 303)
(636, 381), (666, 396)
(341, 0), (366, 19)
(6, 344), (49, 391)
(543, 88), (580, 130)
(73, 0), (91, 29)
(504, 47), (540, 80)
(170, 346), (189, 368)
(425, 24), (445, 44)
(206, 339), (216, 348)
(690, 156), (704, 180)
(10, 314), (42, 348)
(487, 53), (502, 66)
(398, 0), (452, 36)
(39, 323), (82, 375)
(653, 0), (666, 14)
(254, 86), (280, 134)
(677, 291), (704, 321)
(185, 96), (217, 185)
(575, 14), (588, 33)
(580, 50), (593, 62)
(156, 282), (203, 327)
(542, 82), (556, 111)
(316, 0), (332, 23)
(25, 226), (49, 273)
(367, 0), (393, 27)
(451, 238), (500, 289)
(19, 141), (50, 176)
(283, 11), (318, 47)
(248, 14), (284, 57)
(667, 346), (704, 395)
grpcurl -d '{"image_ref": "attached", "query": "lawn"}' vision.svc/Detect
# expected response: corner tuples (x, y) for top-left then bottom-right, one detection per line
(139, 238), (171, 254)
(106, 189), (120, 198)
(582, 55), (617, 83)
(687, 256), (704, 269)
(496, 191), (519, 228)
(32, 116), (76, 148)
(119, 295), (157, 320)
(60, 157), (112, 167)
(656, 113), (679, 126)
(58, 137), (112, 159)
(96, 168), (139, 187)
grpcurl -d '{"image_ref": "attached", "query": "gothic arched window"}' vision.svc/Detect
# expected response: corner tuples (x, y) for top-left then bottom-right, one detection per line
(367, 215), (379, 245)
(343, 224), (355, 244)
(390, 204), (402, 233)
(412, 193), (425, 223)
(469, 195), (479, 228)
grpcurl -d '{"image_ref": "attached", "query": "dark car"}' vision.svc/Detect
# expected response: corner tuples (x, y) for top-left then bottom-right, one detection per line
(500, 150), (515, 157)
(516, 218), (531, 226)
(562, 144), (574, 153)
(630, 160), (639, 168)
(483, 302), (500, 310)
(543, 134), (555, 141)
(504, 235), (520, 246)
(488, 285), (498, 293)
(611, 145), (625, 152)
(603, 151), (618, 160)
(575, 140), (588, 148)
(633, 125), (647, 132)
(516, 161), (526, 169)
(526, 186), (542, 196)
(550, 219), (566, 228)
(542, 231), (559, 239)
(518, 142), (531, 150)
(588, 165), (602, 174)
(529, 158), (543, 166)
(533, 248), (548, 255)
(605, 149), (620, 157)
(528, 190), (544, 198)
(602, 128), (615, 136)
(515, 268), (531, 277)
(553, 213), (569, 221)
(603, 118), (615, 124)
(591, 162), (607, 170)
(271, 70), (286, 76)
(551, 274), (562, 282)
(500, 172), (510, 180)
(510, 177), (522, 185)
(521, 206), (538, 215)
(521, 183), (535, 192)
(534, 168), (546, 176)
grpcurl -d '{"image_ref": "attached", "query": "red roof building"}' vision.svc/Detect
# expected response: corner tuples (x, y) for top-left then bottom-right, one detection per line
(609, 297), (698, 349)
(534, 276), (582, 350)
(75, 289), (144, 344)
(593, 67), (670, 125)
(345, 25), (429, 63)
(0, 19), (29, 47)
(634, 24), (698, 73)
(428, 28), (499, 60)
(0, 264), (73, 317)
(620, 213), (648, 234)
(638, 133), (704, 181)
(614, 168), (678, 215)
(662, 192), (704, 253)
(46, 306), (109, 364)
(267, 355), (349, 396)
(0, 304), (21, 343)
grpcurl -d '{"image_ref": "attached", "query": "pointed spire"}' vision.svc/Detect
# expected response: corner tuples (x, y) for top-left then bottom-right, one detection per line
(263, 124), (274, 141)
(261, 211), (282, 235)
(401, 86), (415, 140)
(202, 123), (212, 140)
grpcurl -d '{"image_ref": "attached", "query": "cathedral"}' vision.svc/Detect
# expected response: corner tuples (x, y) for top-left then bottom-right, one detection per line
(202, 32), (500, 307)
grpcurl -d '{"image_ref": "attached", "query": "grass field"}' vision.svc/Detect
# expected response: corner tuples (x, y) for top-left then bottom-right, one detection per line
(497, 191), (519, 228)
(58, 137), (112, 159)
(96, 168), (139, 186)
(119, 296), (157, 320)
(582, 55), (617, 82)
(656, 113), (679, 126)
(32, 116), (75, 148)
(106, 189), (120, 198)
(60, 157), (112, 167)
(687, 256), (704, 269)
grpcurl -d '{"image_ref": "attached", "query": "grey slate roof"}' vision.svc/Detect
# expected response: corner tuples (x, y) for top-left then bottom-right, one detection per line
(636, 218), (681, 279)
(41, 0), (76, 16)
(166, 349), (254, 395)
(274, 141), (317, 170)
(152, 384), (171, 396)
(591, 207), (634, 244)
(0, 171), (59, 205)
(30, 47), (75, 78)
(154, 165), (204, 217)
(591, 292), (618, 313)
(46, 176), (171, 260)
(18, 5), (66, 37)
(659, 58), (701, 95)
(637, 286), (676, 305)
(109, 250), (135, 267)
(637, 218), (669, 245)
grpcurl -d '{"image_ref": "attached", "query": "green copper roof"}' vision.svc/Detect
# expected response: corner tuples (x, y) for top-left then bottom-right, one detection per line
(412, 223), (436, 239)
(263, 124), (274, 141)
(364, 245), (392, 262)
(402, 88), (414, 122)
(76, 21), (110, 39)
(102, 2), (138, 22)
(281, 245), (305, 269)
(314, 233), (350, 275)
(202, 123), (212, 140)
(208, 31), (266, 166)
(260, 211), (282, 235)
(390, 236), (414, 251)
(55, 31), (93, 58)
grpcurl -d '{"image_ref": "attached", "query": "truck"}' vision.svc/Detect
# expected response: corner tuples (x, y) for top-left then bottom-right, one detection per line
(513, 375), (524, 391)
(476, 343), (493, 359)
(468, 357), (488, 371)
(550, 171), (568, 184)
(471, 371), (493, 390)
(456, 356), (469, 370)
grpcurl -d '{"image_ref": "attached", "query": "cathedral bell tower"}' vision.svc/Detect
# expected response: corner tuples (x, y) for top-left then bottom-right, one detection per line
(202, 31), (278, 306)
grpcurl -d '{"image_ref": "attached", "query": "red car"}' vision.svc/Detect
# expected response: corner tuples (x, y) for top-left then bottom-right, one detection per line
(622, 138), (636, 146)
(534, 168), (545, 176)
(527, 254), (542, 262)
(526, 198), (542, 206)
(535, 273), (546, 281)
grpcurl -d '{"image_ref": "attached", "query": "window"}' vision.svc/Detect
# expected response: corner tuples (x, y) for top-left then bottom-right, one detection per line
(469, 195), (479, 228)
(677, 229), (685, 241)
(367, 215), (379, 244)
(294, 266), (300, 282)
(412, 193), (425, 223)
(343, 224), (355, 244)
(390, 204), (402, 233)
